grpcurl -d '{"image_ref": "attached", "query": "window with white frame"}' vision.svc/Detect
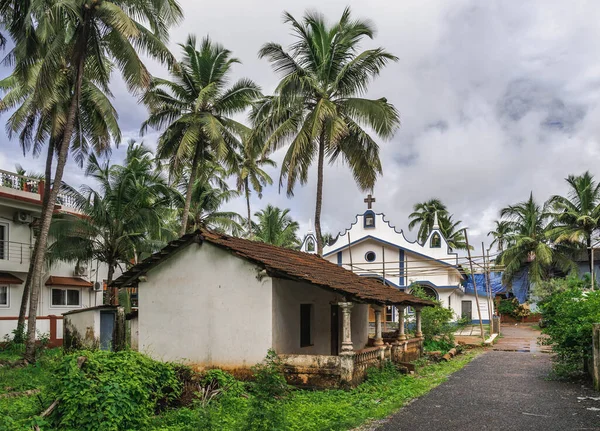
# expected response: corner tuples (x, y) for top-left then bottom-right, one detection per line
(0, 285), (8, 307)
(51, 288), (81, 307)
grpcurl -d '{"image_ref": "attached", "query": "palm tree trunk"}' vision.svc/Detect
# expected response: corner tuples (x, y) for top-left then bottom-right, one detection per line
(315, 136), (325, 255)
(245, 178), (252, 235)
(15, 143), (54, 343)
(107, 264), (116, 306)
(24, 25), (89, 362)
(179, 144), (202, 237)
(588, 235), (593, 275)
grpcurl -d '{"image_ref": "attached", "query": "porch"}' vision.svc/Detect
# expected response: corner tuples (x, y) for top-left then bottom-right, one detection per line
(277, 296), (425, 388)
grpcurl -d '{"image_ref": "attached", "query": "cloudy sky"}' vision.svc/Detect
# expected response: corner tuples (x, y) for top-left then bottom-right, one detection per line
(1, 0), (599, 250)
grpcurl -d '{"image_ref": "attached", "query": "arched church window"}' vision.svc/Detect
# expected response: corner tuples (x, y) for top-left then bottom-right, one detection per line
(364, 210), (375, 228)
(417, 285), (438, 300)
(306, 238), (315, 252)
(365, 251), (376, 262)
(430, 232), (441, 248)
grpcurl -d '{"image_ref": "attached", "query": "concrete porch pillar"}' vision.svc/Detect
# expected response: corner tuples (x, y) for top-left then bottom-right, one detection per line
(373, 306), (384, 347)
(339, 302), (354, 355)
(396, 306), (407, 342)
(415, 306), (423, 338)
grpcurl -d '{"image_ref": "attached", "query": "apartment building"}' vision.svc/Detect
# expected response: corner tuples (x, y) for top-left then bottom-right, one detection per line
(0, 169), (108, 345)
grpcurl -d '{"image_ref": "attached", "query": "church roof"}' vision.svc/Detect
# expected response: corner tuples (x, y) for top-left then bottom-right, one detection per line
(111, 229), (434, 307)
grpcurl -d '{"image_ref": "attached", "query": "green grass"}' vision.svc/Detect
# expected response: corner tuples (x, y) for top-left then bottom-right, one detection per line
(0, 349), (481, 431)
(149, 349), (482, 431)
(0, 348), (62, 431)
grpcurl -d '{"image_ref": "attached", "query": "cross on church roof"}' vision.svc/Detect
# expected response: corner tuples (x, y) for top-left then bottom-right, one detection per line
(364, 194), (376, 209)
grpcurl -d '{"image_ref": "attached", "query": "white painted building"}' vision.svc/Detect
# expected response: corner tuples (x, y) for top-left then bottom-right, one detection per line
(0, 169), (108, 343)
(301, 196), (492, 323)
(111, 230), (432, 386)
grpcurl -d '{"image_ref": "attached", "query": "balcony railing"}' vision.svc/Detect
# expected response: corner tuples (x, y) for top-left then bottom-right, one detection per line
(0, 240), (32, 266)
(0, 169), (78, 210)
(0, 169), (41, 194)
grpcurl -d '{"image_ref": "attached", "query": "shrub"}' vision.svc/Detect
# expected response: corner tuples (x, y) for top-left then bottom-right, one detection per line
(539, 276), (600, 377)
(245, 350), (290, 430)
(409, 286), (455, 345)
(50, 350), (181, 431)
(497, 298), (530, 320)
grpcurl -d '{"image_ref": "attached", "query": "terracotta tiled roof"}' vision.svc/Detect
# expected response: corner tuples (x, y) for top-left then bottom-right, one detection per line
(111, 230), (434, 307)
(45, 276), (93, 287)
(0, 272), (23, 284)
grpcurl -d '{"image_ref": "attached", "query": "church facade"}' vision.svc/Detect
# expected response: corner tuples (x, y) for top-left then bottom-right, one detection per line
(300, 197), (492, 324)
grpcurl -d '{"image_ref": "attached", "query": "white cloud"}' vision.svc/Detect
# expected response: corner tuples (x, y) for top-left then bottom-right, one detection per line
(1, 0), (600, 252)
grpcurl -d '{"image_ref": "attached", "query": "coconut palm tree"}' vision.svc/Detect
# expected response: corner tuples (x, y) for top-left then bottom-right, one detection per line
(254, 7), (399, 255)
(440, 214), (470, 251)
(233, 131), (276, 234)
(547, 171), (600, 273)
(1, 39), (121, 344)
(142, 35), (262, 237)
(252, 205), (300, 248)
(3, 0), (182, 361)
(48, 142), (174, 304)
(408, 199), (448, 244)
(488, 220), (513, 252)
(164, 161), (245, 236)
(498, 193), (576, 286)
(187, 174), (245, 236)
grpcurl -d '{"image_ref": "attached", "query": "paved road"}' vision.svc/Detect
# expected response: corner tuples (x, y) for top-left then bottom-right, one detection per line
(377, 325), (600, 431)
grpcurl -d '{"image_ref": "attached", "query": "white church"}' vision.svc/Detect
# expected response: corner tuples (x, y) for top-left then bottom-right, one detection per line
(300, 195), (492, 325)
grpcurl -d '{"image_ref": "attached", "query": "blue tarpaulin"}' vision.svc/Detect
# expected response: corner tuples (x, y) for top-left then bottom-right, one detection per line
(464, 271), (530, 304)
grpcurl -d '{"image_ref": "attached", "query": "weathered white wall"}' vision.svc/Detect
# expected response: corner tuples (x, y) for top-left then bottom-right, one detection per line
(64, 308), (99, 341)
(139, 242), (273, 368)
(130, 316), (139, 351)
(272, 278), (370, 355)
(350, 303), (369, 350)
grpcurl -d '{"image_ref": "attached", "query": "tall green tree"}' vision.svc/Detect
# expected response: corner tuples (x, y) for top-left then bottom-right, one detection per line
(233, 132), (276, 234)
(2, 0), (182, 361)
(498, 193), (576, 286)
(548, 171), (600, 273)
(254, 7), (399, 255)
(48, 142), (174, 304)
(439, 214), (469, 251)
(252, 205), (300, 248)
(408, 199), (448, 244)
(1, 58), (122, 343)
(142, 35), (262, 237)
(184, 163), (245, 236)
(488, 220), (513, 252)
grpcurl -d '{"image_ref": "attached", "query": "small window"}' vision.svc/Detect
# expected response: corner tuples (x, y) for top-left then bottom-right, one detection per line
(365, 251), (376, 262)
(430, 232), (441, 248)
(0, 224), (7, 260)
(51, 288), (81, 307)
(364, 211), (375, 228)
(300, 304), (313, 347)
(306, 238), (315, 252)
(0, 286), (8, 307)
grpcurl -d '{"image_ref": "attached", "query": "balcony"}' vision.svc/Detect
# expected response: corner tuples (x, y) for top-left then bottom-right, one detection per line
(0, 169), (79, 211)
(0, 240), (32, 273)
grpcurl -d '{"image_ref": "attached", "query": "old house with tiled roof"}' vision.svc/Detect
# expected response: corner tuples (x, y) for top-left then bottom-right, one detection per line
(111, 229), (433, 387)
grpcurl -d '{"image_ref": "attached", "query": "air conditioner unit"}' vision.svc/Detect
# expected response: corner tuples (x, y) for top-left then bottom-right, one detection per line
(14, 211), (33, 224)
(93, 281), (103, 292)
(73, 264), (88, 277)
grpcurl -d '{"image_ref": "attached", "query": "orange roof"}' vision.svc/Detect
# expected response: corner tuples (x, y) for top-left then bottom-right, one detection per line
(0, 272), (23, 284)
(112, 229), (434, 307)
(45, 276), (93, 288)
